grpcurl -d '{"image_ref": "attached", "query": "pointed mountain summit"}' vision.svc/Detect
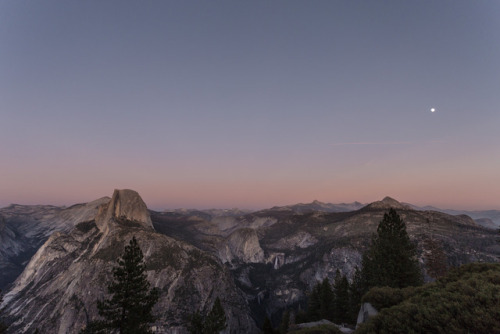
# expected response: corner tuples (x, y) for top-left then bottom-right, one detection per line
(363, 196), (412, 211)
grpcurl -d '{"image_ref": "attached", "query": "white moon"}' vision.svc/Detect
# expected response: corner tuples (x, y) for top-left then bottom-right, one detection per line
(430, 108), (436, 112)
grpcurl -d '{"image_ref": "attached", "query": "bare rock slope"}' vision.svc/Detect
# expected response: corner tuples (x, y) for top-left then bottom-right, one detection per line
(0, 197), (109, 290)
(3, 189), (257, 334)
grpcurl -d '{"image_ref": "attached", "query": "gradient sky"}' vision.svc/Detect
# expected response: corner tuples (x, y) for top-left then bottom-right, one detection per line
(1, 1), (499, 210)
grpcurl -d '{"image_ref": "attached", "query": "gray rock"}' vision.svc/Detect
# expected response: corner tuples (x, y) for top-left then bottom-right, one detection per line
(98, 189), (153, 233)
(356, 302), (378, 327)
(218, 228), (264, 264)
(0, 197), (109, 290)
(2, 190), (258, 334)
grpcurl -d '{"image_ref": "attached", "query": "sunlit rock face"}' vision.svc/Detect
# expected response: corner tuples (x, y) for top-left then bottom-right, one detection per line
(2, 190), (257, 334)
(0, 197), (110, 290)
(218, 228), (265, 264)
(96, 189), (153, 234)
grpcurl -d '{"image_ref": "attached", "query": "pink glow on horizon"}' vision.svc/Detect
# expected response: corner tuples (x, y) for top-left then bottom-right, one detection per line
(1, 1), (500, 212)
(1, 136), (499, 210)
(2, 169), (499, 211)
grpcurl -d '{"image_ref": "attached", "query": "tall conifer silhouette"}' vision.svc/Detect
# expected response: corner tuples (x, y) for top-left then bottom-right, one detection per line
(361, 209), (422, 291)
(82, 236), (159, 334)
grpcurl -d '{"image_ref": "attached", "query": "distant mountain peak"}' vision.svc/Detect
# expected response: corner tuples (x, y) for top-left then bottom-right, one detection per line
(381, 196), (399, 204)
(364, 196), (412, 211)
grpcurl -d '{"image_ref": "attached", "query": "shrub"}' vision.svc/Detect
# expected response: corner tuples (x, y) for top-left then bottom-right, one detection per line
(290, 324), (342, 334)
(361, 286), (417, 311)
(357, 263), (500, 334)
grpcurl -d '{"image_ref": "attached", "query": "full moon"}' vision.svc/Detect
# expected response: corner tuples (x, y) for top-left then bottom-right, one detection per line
(430, 108), (436, 112)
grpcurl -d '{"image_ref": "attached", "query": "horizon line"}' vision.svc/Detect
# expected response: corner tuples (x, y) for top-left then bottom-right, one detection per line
(330, 140), (446, 146)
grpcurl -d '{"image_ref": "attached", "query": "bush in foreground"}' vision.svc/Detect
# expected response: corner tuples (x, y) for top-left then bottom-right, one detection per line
(356, 263), (500, 334)
(289, 324), (342, 334)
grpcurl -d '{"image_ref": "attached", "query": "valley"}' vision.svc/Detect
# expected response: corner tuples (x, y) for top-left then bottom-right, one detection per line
(0, 191), (499, 333)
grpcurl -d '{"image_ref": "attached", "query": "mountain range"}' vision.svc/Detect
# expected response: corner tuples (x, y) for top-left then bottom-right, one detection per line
(162, 200), (500, 228)
(0, 191), (499, 333)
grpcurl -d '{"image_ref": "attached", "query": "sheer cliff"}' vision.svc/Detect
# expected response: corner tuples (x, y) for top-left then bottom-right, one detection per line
(2, 190), (257, 334)
(0, 197), (109, 291)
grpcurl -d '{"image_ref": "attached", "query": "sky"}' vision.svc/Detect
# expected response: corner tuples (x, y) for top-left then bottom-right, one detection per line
(1, 1), (500, 210)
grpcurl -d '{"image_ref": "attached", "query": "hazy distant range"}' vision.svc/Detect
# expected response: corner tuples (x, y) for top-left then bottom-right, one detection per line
(166, 199), (500, 229)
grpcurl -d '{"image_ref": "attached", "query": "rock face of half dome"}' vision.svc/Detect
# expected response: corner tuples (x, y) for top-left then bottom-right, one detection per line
(2, 189), (257, 334)
(96, 189), (154, 233)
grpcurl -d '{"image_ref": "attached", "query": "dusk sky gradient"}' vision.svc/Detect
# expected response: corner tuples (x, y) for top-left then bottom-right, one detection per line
(1, 1), (499, 210)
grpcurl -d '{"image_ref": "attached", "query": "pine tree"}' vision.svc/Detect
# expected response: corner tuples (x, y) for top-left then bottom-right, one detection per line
(318, 278), (334, 321)
(279, 310), (290, 334)
(361, 209), (422, 291)
(306, 278), (334, 322)
(84, 236), (159, 334)
(306, 283), (321, 321)
(187, 297), (227, 334)
(262, 316), (275, 334)
(332, 270), (349, 324)
(204, 297), (227, 334)
(187, 311), (204, 334)
(347, 266), (363, 324)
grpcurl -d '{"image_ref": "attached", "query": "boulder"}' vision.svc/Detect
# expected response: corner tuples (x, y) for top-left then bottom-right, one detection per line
(356, 302), (378, 327)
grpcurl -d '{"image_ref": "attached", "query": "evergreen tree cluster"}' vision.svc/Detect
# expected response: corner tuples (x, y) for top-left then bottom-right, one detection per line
(261, 309), (291, 334)
(187, 297), (227, 334)
(300, 269), (362, 325)
(297, 209), (423, 326)
(306, 278), (334, 322)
